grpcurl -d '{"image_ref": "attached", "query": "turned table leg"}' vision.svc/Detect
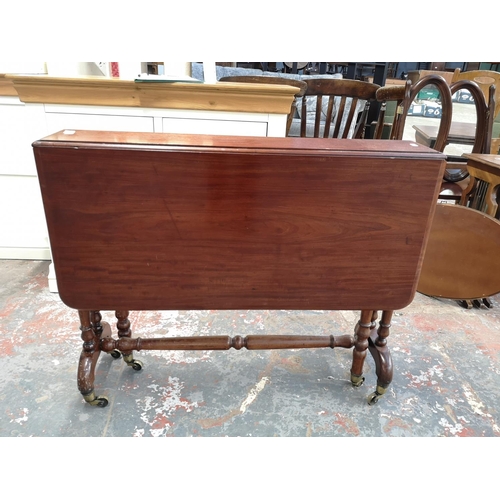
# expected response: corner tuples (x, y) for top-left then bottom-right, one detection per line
(367, 309), (394, 405)
(115, 310), (143, 371)
(76, 308), (394, 407)
(91, 310), (120, 359)
(350, 310), (374, 387)
(91, 310), (103, 336)
(77, 310), (108, 407)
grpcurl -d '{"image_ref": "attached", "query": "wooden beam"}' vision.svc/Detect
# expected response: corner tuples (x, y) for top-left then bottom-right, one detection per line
(7, 75), (297, 114)
(0, 74), (17, 96)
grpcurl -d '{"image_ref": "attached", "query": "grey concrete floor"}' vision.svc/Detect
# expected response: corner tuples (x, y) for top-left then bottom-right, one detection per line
(1, 259), (500, 438)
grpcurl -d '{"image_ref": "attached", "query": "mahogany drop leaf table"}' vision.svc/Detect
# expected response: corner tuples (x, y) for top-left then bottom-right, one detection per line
(32, 130), (446, 406)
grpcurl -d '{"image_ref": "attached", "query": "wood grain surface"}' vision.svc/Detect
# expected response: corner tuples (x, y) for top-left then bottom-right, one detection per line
(418, 204), (500, 299)
(33, 131), (445, 311)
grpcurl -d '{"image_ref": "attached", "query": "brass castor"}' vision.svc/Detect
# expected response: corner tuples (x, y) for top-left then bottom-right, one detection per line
(110, 349), (122, 359)
(83, 391), (109, 408)
(351, 373), (365, 387)
(131, 360), (144, 371)
(367, 385), (387, 406)
(123, 354), (143, 371)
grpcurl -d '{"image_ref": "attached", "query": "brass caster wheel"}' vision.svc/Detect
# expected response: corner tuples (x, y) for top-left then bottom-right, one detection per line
(93, 396), (109, 408)
(83, 391), (109, 408)
(351, 374), (365, 388)
(367, 392), (381, 405)
(110, 349), (122, 359)
(458, 300), (473, 309)
(131, 360), (143, 371)
(367, 386), (387, 406)
(123, 354), (143, 371)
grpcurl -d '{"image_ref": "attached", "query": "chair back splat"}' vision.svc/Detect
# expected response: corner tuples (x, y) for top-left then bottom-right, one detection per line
(449, 80), (495, 155)
(440, 80), (495, 196)
(452, 69), (500, 120)
(299, 78), (379, 139)
(397, 75), (454, 152)
(373, 80), (412, 140)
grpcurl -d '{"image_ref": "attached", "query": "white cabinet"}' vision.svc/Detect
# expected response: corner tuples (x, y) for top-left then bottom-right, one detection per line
(0, 97), (50, 259)
(43, 105), (278, 137)
(0, 175), (50, 259)
(161, 110), (268, 136)
(45, 111), (155, 133)
(0, 97), (47, 176)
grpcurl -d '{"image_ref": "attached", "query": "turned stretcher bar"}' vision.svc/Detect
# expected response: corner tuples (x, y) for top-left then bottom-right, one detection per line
(33, 130), (446, 407)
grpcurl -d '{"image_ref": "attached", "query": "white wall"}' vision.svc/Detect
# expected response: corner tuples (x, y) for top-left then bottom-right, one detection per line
(0, 62), (46, 74)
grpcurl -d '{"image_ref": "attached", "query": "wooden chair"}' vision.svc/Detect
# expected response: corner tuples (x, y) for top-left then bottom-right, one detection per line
(297, 78), (379, 139)
(439, 79), (495, 201)
(376, 75), (494, 202)
(407, 69), (456, 85)
(451, 69), (500, 119)
(383, 74), (454, 149)
(373, 80), (412, 140)
(219, 75), (307, 136)
(451, 69), (500, 158)
(460, 153), (500, 219)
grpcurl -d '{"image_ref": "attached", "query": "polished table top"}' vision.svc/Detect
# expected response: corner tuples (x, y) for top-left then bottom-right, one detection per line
(464, 153), (500, 170)
(33, 130), (445, 312)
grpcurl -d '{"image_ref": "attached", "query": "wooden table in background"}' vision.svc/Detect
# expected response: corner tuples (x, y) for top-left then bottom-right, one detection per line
(413, 122), (476, 148)
(462, 153), (500, 218)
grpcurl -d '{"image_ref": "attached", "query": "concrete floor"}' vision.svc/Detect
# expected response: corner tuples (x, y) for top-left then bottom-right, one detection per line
(1, 259), (500, 437)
